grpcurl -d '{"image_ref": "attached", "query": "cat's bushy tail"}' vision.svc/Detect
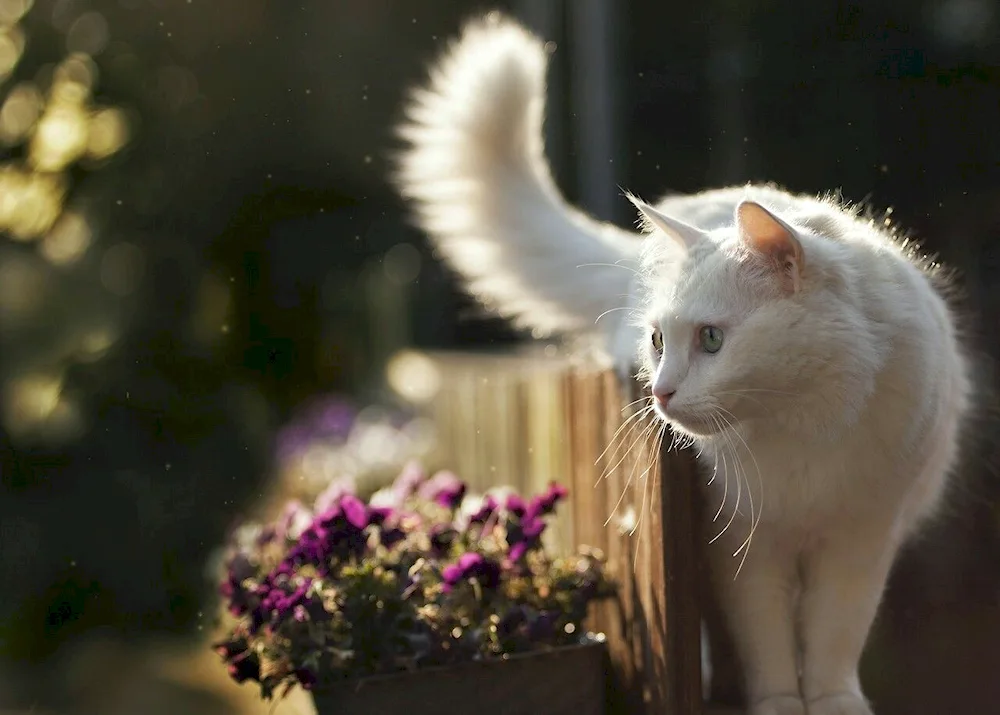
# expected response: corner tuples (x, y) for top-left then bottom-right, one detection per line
(394, 13), (639, 336)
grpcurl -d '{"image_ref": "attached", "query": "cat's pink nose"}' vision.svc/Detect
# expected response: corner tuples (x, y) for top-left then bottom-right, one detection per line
(653, 388), (675, 406)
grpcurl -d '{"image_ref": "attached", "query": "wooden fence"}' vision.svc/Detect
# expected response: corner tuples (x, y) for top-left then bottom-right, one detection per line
(425, 350), (742, 715)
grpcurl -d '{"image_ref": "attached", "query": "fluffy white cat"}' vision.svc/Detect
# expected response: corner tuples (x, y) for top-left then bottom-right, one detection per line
(394, 13), (970, 715)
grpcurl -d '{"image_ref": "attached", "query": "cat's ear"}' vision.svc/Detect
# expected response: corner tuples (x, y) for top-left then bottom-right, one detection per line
(735, 201), (804, 293)
(625, 193), (704, 252)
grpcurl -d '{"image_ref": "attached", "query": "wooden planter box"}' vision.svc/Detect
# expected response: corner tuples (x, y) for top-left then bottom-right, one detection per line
(311, 641), (607, 715)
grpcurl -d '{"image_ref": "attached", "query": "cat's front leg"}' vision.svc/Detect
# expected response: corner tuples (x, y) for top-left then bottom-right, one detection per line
(707, 521), (804, 715)
(798, 518), (899, 715)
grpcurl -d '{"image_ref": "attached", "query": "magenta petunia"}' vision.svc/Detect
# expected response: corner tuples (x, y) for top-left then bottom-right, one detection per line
(313, 477), (357, 514)
(526, 482), (569, 520)
(505, 493), (527, 517)
(418, 470), (468, 510)
(391, 460), (427, 499)
(339, 494), (370, 529)
(441, 551), (502, 591)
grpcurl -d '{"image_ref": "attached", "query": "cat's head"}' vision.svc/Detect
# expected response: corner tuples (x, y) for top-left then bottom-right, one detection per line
(628, 195), (873, 438)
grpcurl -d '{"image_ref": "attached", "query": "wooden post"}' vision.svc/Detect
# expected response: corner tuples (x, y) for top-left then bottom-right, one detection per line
(651, 421), (704, 715)
(423, 353), (721, 714)
(566, 366), (705, 715)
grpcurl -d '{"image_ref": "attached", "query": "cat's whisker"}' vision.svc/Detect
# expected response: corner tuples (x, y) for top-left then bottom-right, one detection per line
(594, 305), (638, 325)
(604, 416), (660, 526)
(575, 261), (641, 276)
(706, 439), (719, 486)
(596, 406), (657, 486)
(621, 395), (653, 413)
(715, 407), (764, 579)
(709, 410), (747, 545)
(595, 401), (653, 468)
(594, 404), (654, 465)
(632, 421), (666, 569)
(628, 419), (662, 538)
(628, 434), (654, 541)
(711, 417), (730, 524)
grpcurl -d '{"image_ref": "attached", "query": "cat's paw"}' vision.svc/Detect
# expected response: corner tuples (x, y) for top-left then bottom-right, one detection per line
(806, 692), (873, 715)
(749, 695), (806, 715)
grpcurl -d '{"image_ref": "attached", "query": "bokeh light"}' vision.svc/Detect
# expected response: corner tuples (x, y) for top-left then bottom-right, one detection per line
(40, 210), (92, 265)
(0, 0), (132, 451)
(87, 106), (129, 159)
(30, 93), (91, 171)
(0, 165), (67, 240)
(1, 371), (83, 443)
(386, 349), (442, 405)
(0, 0), (33, 25)
(65, 10), (109, 56)
(383, 241), (422, 284)
(0, 82), (45, 145)
(0, 22), (25, 80)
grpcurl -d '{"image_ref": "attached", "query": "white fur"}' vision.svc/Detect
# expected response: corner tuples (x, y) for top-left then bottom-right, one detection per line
(395, 14), (971, 715)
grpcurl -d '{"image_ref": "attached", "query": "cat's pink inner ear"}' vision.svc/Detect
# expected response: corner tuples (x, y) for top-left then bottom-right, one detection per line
(736, 201), (804, 292)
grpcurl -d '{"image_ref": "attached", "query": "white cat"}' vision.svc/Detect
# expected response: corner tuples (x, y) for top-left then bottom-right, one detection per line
(394, 13), (971, 715)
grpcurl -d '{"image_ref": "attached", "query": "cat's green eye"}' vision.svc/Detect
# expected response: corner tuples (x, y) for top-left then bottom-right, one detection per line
(651, 329), (664, 354)
(699, 325), (724, 353)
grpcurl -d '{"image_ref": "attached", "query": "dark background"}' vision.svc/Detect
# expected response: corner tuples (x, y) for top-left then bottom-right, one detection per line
(1, 0), (999, 712)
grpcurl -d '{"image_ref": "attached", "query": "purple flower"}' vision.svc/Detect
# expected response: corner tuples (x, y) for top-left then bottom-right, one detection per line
(505, 516), (547, 562)
(526, 482), (569, 520)
(284, 526), (331, 569)
(313, 477), (357, 514)
(219, 553), (256, 616)
(507, 542), (530, 562)
(468, 495), (498, 524)
(391, 461), (426, 500)
(504, 493), (527, 518)
(313, 493), (369, 531)
(418, 471), (467, 510)
(284, 495), (371, 572)
(441, 552), (501, 592)
(248, 574), (318, 632)
(338, 494), (370, 529)
(274, 579), (314, 622)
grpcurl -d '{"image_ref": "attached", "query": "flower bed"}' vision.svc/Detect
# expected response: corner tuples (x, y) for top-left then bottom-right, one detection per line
(214, 462), (614, 708)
